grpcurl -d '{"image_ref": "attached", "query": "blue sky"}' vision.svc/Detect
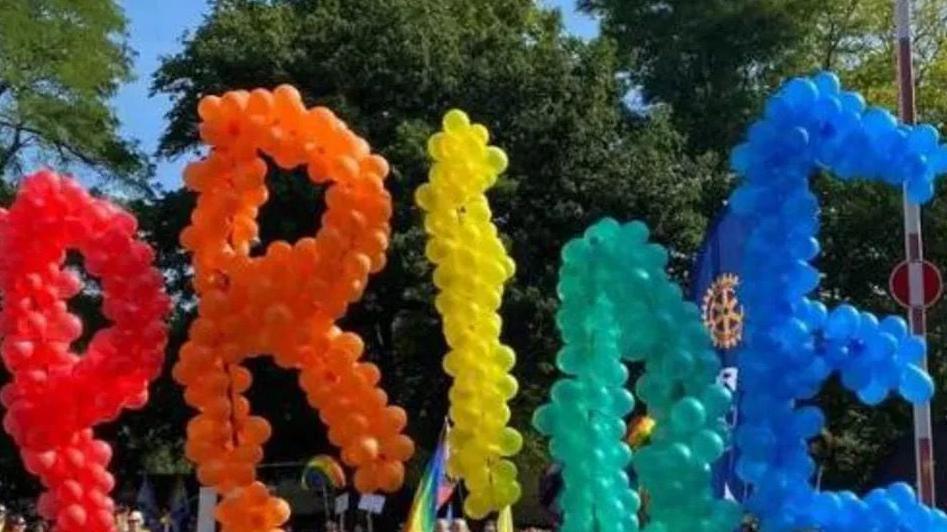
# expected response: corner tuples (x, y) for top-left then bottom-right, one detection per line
(114, 0), (599, 190)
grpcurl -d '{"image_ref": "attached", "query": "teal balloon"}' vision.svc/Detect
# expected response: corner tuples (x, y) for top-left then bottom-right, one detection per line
(532, 218), (740, 532)
(671, 398), (707, 432)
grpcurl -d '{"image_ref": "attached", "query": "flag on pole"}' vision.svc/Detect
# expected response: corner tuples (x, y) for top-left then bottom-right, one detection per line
(405, 423), (455, 532)
(169, 477), (191, 532)
(690, 205), (751, 502)
(135, 475), (162, 531)
(497, 506), (514, 532)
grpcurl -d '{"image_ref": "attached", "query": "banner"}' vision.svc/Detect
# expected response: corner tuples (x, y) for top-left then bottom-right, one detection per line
(690, 206), (751, 502)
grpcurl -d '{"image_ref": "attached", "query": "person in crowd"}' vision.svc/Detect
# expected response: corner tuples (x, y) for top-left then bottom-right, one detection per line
(0, 504), (7, 531)
(448, 518), (469, 532)
(115, 505), (130, 532)
(7, 515), (25, 532)
(325, 521), (340, 532)
(158, 507), (173, 532)
(128, 511), (150, 532)
(482, 520), (497, 532)
(29, 521), (47, 532)
(434, 518), (450, 532)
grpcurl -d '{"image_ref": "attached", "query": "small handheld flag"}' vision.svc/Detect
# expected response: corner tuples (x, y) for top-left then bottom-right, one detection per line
(405, 423), (455, 532)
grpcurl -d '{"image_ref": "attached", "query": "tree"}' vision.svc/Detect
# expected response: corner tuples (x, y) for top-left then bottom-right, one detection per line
(580, 0), (947, 153)
(578, 0), (820, 154)
(0, 0), (151, 193)
(814, 0), (947, 128)
(149, 0), (721, 521)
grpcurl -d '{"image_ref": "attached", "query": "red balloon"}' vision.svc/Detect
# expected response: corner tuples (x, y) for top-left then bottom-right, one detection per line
(0, 171), (170, 532)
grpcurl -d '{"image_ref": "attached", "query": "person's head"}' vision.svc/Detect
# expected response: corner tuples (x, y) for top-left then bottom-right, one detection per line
(434, 518), (450, 532)
(128, 511), (145, 530)
(483, 520), (498, 532)
(9, 515), (26, 532)
(449, 518), (468, 532)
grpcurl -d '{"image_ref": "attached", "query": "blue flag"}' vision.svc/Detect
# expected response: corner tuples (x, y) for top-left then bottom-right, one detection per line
(169, 477), (191, 532)
(135, 475), (163, 531)
(690, 206), (751, 503)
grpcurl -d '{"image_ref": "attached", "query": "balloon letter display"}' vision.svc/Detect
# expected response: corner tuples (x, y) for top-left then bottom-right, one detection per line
(729, 72), (947, 530)
(174, 86), (414, 530)
(416, 110), (521, 518)
(533, 218), (740, 532)
(0, 170), (170, 532)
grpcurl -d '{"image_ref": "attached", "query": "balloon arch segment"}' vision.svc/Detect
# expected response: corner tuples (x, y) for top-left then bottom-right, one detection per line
(729, 72), (947, 531)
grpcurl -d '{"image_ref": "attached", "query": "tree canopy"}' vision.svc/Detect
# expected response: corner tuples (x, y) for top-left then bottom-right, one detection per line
(0, 0), (150, 191)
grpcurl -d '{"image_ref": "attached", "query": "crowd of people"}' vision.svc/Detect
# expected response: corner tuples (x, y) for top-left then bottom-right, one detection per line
(0, 503), (558, 532)
(0, 505), (34, 532)
(323, 518), (551, 532)
(0, 504), (155, 532)
(424, 518), (549, 532)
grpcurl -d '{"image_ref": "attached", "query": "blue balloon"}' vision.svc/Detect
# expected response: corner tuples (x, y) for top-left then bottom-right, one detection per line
(726, 73), (946, 531)
(900, 364), (935, 403)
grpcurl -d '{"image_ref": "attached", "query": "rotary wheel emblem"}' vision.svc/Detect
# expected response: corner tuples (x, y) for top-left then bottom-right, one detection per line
(702, 273), (744, 350)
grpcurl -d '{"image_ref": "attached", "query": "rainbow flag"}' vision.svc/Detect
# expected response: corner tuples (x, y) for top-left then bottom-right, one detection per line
(405, 423), (454, 532)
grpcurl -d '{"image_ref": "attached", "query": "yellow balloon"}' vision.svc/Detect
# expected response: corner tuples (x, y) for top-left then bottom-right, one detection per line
(497, 427), (524, 456)
(464, 493), (493, 520)
(417, 110), (522, 515)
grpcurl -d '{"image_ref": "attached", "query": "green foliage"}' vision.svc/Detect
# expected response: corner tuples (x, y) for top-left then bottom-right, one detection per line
(0, 0), (150, 192)
(581, 0), (947, 153)
(579, 0), (820, 154)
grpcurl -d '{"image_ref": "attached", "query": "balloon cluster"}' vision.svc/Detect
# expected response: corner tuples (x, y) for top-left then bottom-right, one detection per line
(533, 218), (740, 532)
(173, 86), (414, 531)
(729, 72), (947, 530)
(415, 110), (522, 518)
(0, 170), (170, 532)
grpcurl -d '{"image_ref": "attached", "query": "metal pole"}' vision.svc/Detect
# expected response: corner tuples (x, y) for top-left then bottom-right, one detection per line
(895, 0), (936, 506)
(321, 483), (331, 523)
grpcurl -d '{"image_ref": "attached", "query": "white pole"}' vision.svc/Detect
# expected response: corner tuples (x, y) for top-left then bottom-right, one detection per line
(895, 0), (936, 506)
(196, 487), (217, 532)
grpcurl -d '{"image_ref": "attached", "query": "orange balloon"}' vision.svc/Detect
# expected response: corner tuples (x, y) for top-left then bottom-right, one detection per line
(174, 85), (414, 532)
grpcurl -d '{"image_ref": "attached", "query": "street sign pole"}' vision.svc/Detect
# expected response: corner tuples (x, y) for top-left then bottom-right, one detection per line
(895, 0), (936, 506)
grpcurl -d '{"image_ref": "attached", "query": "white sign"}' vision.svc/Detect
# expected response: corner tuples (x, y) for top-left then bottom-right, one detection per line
(197, 487), (217, 532)
(717, 367), (739, 392)
(358, 493), (386, 514)
(335, 493), (350, 515)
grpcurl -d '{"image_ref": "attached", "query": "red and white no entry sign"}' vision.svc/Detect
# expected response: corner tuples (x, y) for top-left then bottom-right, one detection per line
(889, 260), (943, 308)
